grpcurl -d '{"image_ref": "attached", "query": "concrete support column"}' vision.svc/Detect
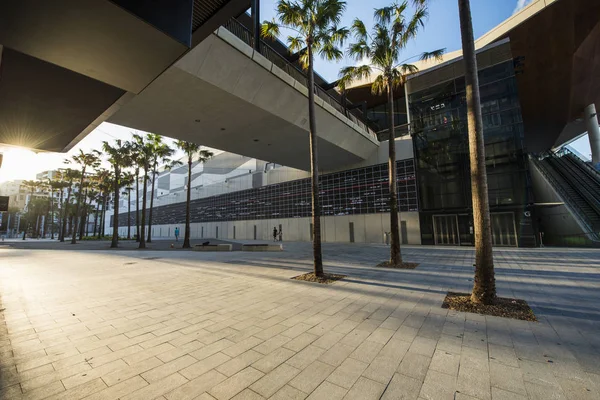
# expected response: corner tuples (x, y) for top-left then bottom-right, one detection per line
(585, 103), (600, 165)
(251, 0), (260, 52)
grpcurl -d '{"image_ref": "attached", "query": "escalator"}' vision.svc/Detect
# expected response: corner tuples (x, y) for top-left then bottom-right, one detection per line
(532, 149), (600, 241)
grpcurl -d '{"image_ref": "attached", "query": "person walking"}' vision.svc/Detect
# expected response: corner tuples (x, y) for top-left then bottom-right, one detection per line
(278, 227), (283, 242)
(273, 227), (278, 242)
(174, 227), (180, 242)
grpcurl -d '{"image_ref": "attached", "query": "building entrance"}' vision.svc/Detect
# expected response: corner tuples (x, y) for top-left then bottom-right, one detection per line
(433, 214), (460, 245)
(491, 212), (518, 246)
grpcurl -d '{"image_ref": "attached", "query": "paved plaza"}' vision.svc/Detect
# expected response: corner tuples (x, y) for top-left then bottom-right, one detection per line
(0, 241), (599, 400)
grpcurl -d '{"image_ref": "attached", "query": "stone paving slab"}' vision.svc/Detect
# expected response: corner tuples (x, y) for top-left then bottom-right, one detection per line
(0, 242), (599, 399)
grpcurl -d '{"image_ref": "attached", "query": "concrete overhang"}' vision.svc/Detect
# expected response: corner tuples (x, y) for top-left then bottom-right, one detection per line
(108, 28), (379, 171)
(0, 0), (248, 152)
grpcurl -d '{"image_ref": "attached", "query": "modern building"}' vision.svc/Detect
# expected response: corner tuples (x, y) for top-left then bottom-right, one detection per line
(0, 179), (27, 211)
(1, 0), (599, 246)
(102, 0), (600, 247)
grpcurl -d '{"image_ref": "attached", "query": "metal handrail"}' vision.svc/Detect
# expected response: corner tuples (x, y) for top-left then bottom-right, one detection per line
(555, 146), (600, 180)
(222, 18), (377, 140)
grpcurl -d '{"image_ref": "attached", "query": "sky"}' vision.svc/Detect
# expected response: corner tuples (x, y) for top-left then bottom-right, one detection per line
(0, 0), (591, 183)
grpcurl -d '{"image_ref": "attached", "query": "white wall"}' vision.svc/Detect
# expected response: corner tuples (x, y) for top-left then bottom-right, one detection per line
(117, 211), (421, 245)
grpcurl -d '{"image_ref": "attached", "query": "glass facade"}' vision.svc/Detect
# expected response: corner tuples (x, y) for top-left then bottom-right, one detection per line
(410, 60), (535, 246)
(366, 97), (408, 135)
(116, 160), (417, 226)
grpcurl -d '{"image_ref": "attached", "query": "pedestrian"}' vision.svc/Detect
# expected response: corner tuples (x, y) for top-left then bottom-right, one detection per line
(278, 227), (283, 242)
(174, 227), (180, 242)
(273, 227), (278, 242)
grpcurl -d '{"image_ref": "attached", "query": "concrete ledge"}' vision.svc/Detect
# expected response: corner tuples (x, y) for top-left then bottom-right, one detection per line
(242, 244), (283, 252)
(194, 244), (233, 252)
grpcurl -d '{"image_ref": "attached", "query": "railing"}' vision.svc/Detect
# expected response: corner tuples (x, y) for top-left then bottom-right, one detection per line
(555, 146), (600, 179)
(531, 154), (600, 241)
(222, 18), (377, 140)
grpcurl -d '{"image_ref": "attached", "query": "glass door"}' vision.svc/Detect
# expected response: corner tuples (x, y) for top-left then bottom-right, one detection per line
(433, 214), (460, 245)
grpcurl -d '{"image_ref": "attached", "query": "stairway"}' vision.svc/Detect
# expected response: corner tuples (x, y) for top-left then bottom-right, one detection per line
(533, 149), (600, 240)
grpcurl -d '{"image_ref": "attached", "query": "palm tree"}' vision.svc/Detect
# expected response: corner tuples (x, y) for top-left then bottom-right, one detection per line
(58, 168), (78, 242)
(94, 169), (113, 239)
(146, 134), (175, 243)
(408, 0), (495, 303)
(121, 172), (135, 240)
(127, 137), (143, 242)
(67, 150), (101, 244)
(175, 141), (214, 248)
(263, 0), (349, 277)
(103, 139), (132, 248)
(131, 134), (154, 249)
(456, 0), (495, 304)
(339, 1), (443, 266)
(47, 175), (64, 240)
(22, 179), (42, 238)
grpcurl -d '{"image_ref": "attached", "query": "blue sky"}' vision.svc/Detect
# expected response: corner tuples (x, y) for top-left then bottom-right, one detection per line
(261, 0), (523, 82)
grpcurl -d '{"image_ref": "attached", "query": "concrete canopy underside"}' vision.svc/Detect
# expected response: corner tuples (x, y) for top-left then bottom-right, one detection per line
(509, 0), (600, 151)
(0, 0), (248, 152)
(108, 31), (379, 171)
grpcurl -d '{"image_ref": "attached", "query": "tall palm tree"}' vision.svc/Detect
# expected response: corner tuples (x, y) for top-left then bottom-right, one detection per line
(94, 169), (112, 239)
(47, 175), (63, 240)
(132, 134), (154, 249)
(457, 0), (495, 304)
(121, 172), (135, 240)
(67, 150), (101, 244)
(263, 0), (349, 277)
(22, 180), (42, 238)
(127, 137), (143, 242)
(146, 134), (175, 243)
(103, 139), (132, 248)
(175, 141), (214, 248)
(58, 168), (79, 242)
(339, 1), (443, 266)
(409, 0), (495, 303)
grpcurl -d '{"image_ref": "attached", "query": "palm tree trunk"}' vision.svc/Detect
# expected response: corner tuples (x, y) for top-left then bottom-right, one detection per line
(139, 170), (148, 249)
(35, 214), (40, 239)
(50, 189), (55, 239)
(58, 189), (64, 240)
(111, 166), (120, 248)
(458, 0), (496, 304)
(307, 44), (324, 277)
(183, 159), (192, 248)
(78, 189), (88, 240)
(71, 167), (86, 244)
(93, 207), (98, 237)
(61, 186), (71, 242)
(127, 189), (131, 239)
(387, 79), (402, 265)
(99, 195), (107, 238)
(135, 170), (140, 242)
(43, 202), (49, 238)
(147, 166), (156, 243)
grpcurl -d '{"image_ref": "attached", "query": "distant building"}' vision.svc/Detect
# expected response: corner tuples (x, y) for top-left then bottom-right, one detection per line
(0, 180), (27, 211)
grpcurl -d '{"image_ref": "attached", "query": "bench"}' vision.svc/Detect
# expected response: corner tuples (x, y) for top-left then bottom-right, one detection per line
(241, 244), (283, 252)
(193, 244), (232, 252)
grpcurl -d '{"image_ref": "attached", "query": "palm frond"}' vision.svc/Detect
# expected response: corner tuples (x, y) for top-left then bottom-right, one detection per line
(371, 74), (387, 96)
(319, 41), (344, 61)
(261, 20), (280, 40)
(278, 0), (305, 28)
(288, 35), (305, 52)
(351, 18), (368, 41)
(420, 48), (445, 62)
(347, 39), (370, 62)
(338, 64), (373, 90)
